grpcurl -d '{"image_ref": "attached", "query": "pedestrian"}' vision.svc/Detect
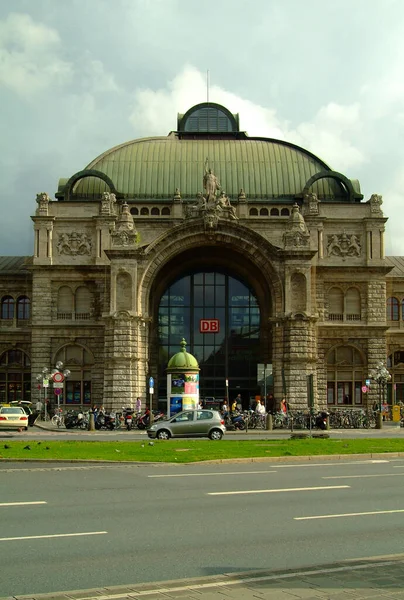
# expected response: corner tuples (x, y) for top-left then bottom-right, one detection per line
(222, 400), (228, 416)
(266, 393), (276, 414)
(280, 397), (288, 414)
(35, 399), (43, 418)
(232, 394), (241, 412)
(136, 397), (142, 413)
(255, 399), (266, 415)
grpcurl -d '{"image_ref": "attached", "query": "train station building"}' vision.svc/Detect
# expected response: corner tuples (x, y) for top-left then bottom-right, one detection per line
(1, 101), (403, 411)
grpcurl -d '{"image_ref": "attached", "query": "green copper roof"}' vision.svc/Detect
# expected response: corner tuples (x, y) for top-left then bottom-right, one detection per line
(167, 339), (199, 371)
(64, 135), (351, 201)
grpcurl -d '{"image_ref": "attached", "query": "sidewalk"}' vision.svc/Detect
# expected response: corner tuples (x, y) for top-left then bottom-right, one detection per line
(3, 554), (404, 600)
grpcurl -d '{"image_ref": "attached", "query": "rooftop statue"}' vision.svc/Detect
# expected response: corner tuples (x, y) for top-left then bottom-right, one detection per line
(203, 164), (220, 201)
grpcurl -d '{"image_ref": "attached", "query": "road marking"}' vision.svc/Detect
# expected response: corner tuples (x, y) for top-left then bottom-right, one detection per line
(295, 509), (404, 521)
(207, 485), (350, 496)
(0, 501), (47, 507)
(323, 473), (404, 479)
(272, 460), (391, 468)
(0, 531), (107, 542)
(149, 470), (277, 478)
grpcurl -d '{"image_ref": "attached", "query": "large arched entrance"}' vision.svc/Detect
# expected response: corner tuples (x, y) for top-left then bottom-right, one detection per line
(148, 244), (275, 409)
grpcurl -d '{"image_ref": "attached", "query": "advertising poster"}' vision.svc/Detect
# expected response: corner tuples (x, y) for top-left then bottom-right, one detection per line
(170, 396), (183, 415)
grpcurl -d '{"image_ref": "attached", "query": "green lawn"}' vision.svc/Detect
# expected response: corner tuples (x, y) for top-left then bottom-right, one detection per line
(1, 438), (404, 463)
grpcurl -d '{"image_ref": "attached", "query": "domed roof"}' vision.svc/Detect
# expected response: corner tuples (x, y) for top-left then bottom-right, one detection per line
(58, 103), (362, 202)
(167, 339), (199, 371)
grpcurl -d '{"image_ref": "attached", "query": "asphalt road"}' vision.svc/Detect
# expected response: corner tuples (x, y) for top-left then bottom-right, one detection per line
(2, 456), (404, 596)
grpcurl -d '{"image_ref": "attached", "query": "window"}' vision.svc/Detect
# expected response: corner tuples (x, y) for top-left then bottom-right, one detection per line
(17, 296), (30, 320)
(1, 296), (14, 319)
(328, 287), (344, 320)
(75, 286), (92, 319)
(151, 207), (160, 215)
(387, 297), (399, 321)
(161, 207), (170, 215)
(260, 208), (269, 216)
(54, 344), (94, 405)
(281, 208), (290, 216)
(130, 207), (139, 215)
(57, 286), (93, 320)
(0, 349), (31, 404)
(249, 208), (258, 216)
(346, 287), (361, 320)
(327, 346), (365, 406)
(270, 208), (279, 216)
(140, 207), (149, 215)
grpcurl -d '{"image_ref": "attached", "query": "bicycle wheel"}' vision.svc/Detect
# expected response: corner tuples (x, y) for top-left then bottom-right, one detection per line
(51, 415), (59, 426)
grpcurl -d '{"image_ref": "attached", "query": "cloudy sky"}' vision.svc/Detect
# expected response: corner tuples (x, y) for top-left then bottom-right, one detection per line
(1, 0), (404, 255)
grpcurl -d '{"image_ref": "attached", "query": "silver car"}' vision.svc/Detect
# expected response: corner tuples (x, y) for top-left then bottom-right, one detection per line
(147, 409), (226, 440)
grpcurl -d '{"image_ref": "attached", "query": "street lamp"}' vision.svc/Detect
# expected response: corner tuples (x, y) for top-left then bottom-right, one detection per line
(50, 362), (70, 418)
(35, 367), (49, 420)
(368, 361), (391, 428)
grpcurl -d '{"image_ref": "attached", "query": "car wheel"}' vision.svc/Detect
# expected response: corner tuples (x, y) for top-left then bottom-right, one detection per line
(156, 429), (170, 440)
(24, 427), (28, 431)
(209, 428), (223, 440)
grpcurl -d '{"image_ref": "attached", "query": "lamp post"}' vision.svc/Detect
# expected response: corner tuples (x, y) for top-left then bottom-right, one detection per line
(369, 361), (391, 429)
(35, 367), (49, 421)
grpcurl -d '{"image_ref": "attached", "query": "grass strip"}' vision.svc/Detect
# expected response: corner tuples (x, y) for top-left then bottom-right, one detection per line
(1, 438), (404, 463)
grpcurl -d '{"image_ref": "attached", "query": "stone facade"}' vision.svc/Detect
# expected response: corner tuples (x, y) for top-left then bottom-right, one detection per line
(1, 102), (403, 412)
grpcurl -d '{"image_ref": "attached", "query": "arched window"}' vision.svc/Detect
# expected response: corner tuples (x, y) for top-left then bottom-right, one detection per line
(270, 208), (279, 216)
(151, 207), (160, 216)
(327, 345), (365, 406)
(57, 286), (74, 319)
(75, 286), (92, 320)
(387, 297), (399, 321)
(249, 208), (258, 216)
(17, 296), (30, 320)
(259, 208), (269, 216)
(161, 207), (170, 215)
(130, 207), (139, 215)
(328, 287), (344, 320)
(281, 208), (290, 216)
(140, 207), (149, 215)
(346, 288), (361, 321)
(0, 349), (31, 404)
(54, 344), (94, 406)
(1, 296), (15, 320)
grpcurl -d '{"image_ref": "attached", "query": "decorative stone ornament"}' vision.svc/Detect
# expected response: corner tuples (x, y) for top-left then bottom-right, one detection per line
(283, 203), (310, 248)
(185, 168), (238, 227)
(369, 193), (383, 215)
(303, 191), (319, 215)
(111, 202), (139, 247)
(326, 232), (361, 258)
(36, 192), (50, 216)
(100, 191), (117, 216)
(57, 232), (92, 255)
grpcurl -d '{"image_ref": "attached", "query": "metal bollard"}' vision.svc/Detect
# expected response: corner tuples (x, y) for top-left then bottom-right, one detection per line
(88, 412), (95, 431)
(326, 415), (330, 430)
(266, 413), (273, 431)
(375, 411), (383, 429)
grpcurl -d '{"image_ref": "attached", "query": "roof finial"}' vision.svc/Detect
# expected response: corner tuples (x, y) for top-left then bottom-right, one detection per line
(180, 338), (187, 353)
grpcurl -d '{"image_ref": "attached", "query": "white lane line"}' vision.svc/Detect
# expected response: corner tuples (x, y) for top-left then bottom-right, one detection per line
(0, 531), (107, 542)
(272, 460), (391, 468)
(323, 473), (404, 479)
(208, 485), (350, 496)
(149, 470), (277, 478)
(0, 501), (47, 507)
(295, 509), (404, 521)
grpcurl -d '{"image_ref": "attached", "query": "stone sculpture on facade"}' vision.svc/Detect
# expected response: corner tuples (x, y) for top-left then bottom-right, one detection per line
(57, 232), (92, 256)
(203, 164), (221, 201)
(283, 203), (310, 248)
(327, 232), (361, 257)
(369, 193), (383, 215)
(36, 192), (50, 216)
(111, 202), (139, 247)
(185, 168), (238, 228)
(100, 191), (117, 216)
(303, 191), (319, 216)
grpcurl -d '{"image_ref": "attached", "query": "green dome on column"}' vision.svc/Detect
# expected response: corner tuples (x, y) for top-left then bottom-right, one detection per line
(167, 339), (199, 371)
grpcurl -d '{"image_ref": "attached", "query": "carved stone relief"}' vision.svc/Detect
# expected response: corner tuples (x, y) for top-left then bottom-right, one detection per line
(57, 232), (92, 256)
(100, 192), (117, 216)
(185, 168), (238, 230)
(326, 233), (361, 257)
(36, 192), (50, 216)
(303, 191), (319, 215)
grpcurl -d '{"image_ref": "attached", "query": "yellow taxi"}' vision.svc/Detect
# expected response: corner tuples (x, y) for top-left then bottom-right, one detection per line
(0, 405), (29, 430)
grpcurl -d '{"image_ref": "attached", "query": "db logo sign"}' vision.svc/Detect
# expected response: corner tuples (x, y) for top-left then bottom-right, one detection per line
(200, 319), (220, 333)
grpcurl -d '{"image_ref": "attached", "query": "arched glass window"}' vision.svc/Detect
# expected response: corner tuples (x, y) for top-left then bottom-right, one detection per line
(270, 208), (279, 216)
(1, 296), (15, 320)
(327, 345), (365, 406)
(281, 208), (290, 216)
(158, 271), (261, 404)
(17, 296), (30, 320)
(387, 297), (399, 321)
(183, 106), (235, 132)
(249, 208), (258, 216)
(0, 349), (31, 404)
(161, 207), (170, 215)
(54, 344), (94, 406)
(259, 208), (269, 216)
(130, 207), (139, 215)
(328, 287), (344, 321)
(140, 207), (149, 215)
(151, 207), (160, 215)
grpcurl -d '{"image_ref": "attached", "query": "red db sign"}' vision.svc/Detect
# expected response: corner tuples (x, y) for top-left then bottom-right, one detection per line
(200, 319), (220, 333)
